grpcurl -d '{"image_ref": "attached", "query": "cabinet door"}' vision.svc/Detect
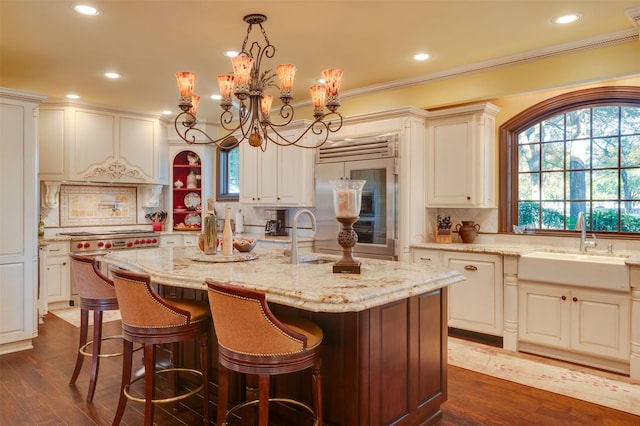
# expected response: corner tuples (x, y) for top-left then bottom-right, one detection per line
(445, 252), (503, 335)
(239, 143), (260, 203)
(277, 143), (314, 206)
(46, 255), (70, 304)
(570, 288), (630, 361)
(258, 145), (278, 204)
(72, 109), (115, 178)
(518, 283), (570, 348)
(160, 234), (183, 248)
(426, 117), (474, 207)
(118, 115), (156, 179)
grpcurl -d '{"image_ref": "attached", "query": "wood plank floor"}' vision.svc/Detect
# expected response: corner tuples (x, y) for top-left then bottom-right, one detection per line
(1, 314), (638, 425)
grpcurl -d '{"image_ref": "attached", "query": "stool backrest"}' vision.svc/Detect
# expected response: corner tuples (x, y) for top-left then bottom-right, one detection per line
(206, 280), (307, 356)
(111, 268), (191, 328)
(69, 253), (116, 300)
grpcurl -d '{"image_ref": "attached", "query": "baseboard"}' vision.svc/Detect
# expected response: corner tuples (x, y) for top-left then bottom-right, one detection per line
(448, 327), (503, 348)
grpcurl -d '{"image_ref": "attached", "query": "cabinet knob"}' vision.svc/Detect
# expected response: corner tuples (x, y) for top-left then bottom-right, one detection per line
(62, 262), (67, 266)
(572, 297), (578, 302)
(467, 196), (471, 200)
(561, 295), (567, 300)
(464, 265), (478, 271)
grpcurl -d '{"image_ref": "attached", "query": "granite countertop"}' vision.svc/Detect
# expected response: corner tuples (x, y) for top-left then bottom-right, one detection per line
(101, 246), (464, 313)
(410, 242), (640, 266)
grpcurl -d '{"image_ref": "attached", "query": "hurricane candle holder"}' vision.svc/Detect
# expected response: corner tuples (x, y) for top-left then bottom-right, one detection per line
(331, 178), (366, 274)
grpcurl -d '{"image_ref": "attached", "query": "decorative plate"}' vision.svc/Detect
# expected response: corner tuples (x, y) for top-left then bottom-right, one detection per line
(184, 192), (201, 209)
(184, 213), (201, 226)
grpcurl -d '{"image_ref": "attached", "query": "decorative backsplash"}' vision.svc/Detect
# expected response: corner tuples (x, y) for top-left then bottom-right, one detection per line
(59, 185), (137, 227)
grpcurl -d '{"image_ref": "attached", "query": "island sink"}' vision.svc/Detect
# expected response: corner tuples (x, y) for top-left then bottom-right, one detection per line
(518, 251), (629, 291)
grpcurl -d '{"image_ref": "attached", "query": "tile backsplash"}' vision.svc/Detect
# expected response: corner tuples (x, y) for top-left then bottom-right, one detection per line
(59, 184), (137, 227)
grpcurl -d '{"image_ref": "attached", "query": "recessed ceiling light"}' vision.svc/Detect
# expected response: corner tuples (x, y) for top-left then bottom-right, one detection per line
(413, 53), (431, 61)
(104, 72), (121, 79)
(554, 14), (581, 24)
(225, 51), (239, 58)
(72, 4), (103, 16)
(66, 94), (80, 99)
(211, 94), (222, 100)
(162, 110), (173, 115)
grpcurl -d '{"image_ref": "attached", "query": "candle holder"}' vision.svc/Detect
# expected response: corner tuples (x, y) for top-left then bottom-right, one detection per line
(330, 178), (366, 274)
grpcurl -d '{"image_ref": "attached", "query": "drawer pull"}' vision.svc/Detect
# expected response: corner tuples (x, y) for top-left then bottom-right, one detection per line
(464, 265), (477, 271)
(49, 249), (61, 252)
(420, 257), (432, 261)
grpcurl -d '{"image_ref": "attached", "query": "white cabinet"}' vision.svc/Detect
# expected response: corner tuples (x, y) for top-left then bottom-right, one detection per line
(444, 252), (503, 336)
(44, 241), (70, 307)
(160, 234), (183, 248)
(519, 282), (630, 361)
(182, 234), (198, 247)
(239, 122), (315, 207)
(0, 88), (45, 354)
(425, 102), (500, 208)
(38, 103), (168, 184)
(412, 248), (503, 336)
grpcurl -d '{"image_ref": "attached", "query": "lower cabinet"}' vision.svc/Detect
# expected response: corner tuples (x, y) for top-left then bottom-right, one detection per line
(159, 234), (183, 247)
(519, 282), (630, 361)
(412, 248), (503, 336)
(45, 242), (70, 307)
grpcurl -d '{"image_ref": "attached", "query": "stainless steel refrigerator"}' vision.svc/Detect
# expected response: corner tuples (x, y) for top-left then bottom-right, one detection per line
(314, 134), (398, 260)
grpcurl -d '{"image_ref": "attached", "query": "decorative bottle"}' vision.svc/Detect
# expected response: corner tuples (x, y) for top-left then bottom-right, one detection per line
(222, 205), (233, 256)
(203, 212), (217, 255)
(186, 170), (197, 188)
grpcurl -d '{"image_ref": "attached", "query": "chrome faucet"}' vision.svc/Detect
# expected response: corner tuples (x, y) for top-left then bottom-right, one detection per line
(575, 212), (598, 252)
(290, 209), (316, 264)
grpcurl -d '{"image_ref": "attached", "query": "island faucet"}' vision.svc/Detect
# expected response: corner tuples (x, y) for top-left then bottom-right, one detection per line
(575, 212), (598, 252)
(290, 209), (316, 264)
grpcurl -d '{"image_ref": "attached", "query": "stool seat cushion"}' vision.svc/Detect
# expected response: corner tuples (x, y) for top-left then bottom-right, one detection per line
(170, 299), (211, 323)
(280, 317), (323, 350)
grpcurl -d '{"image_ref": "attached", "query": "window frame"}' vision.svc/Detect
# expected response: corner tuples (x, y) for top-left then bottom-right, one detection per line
(498, 86), (640, 237)
(216, 142), (239, 202)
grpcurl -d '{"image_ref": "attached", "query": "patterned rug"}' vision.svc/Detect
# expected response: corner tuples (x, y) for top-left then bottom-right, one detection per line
(49, 307), (121, 328)
(448, 337), (640, 416)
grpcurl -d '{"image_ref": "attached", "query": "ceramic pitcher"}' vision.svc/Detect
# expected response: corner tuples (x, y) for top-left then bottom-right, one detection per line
(455, 220), (480, 243)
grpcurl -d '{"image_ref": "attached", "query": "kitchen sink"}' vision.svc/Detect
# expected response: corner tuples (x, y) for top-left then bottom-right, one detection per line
(518, 251), (629, 291)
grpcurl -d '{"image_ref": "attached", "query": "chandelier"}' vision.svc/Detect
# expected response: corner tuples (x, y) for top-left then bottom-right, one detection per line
(174, 13), (344, 151)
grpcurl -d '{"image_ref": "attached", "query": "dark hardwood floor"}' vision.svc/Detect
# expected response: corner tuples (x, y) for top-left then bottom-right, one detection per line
(1, 313), (638, 425)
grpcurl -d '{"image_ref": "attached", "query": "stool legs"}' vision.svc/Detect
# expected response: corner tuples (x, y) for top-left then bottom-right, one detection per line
(258, 375), (270, 426)
(113, 339), (133, 426)
(217, 365), (229, 426)
(311, 363), (323, 426)
(69, 308), (104, 402)
(143, 343), (157, 425)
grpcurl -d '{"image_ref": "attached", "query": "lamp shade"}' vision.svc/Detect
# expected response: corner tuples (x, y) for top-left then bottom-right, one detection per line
(310, 85), (326, 109)
(322, 69), (343, 97)
(330, 179), (365, 218)
(231, 55), (253, 85)
(189, 95), (200, 115)
(276, 64), (296, 91)
(176, 72), (197, 97)
(217, 74), (235, 99)
(260, 95), (273, 117)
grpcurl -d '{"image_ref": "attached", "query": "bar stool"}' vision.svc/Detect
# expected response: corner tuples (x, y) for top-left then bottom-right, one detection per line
(68, 253), (122, 402)
(111, 268), (211, 426)
(206, 280), (323, 426)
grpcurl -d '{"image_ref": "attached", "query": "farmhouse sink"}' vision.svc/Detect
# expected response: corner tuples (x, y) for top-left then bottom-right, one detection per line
(518, 251), (629, 291)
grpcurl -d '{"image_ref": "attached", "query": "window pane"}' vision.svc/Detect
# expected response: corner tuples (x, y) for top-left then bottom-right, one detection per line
(566, 170), (590, 201)
(566, 201), (590, 229)
(518, 173), (539, 200)
(541, 114), (564, 142)
(518, 143), (539, 172)
(621, 135), (640, 167)
(228, 147), (240, 193)
(592, 169), (618, 200)
(592, 202), (619, 231)
(592, 137), (618, 169)
(541, 141), (564, 170)
(621, 106), (640, 135)
(518, 124), (540, 144)
(518, 202), (539, 227)
(621, 201), (640, 232)
(566, 108), (590, 140)
(621, 168), (640, 200)
(540, 202), (564, 229)
(566, 139), (590, 169)
(541, 172), (564, 200)
(593, 106), (619, 137)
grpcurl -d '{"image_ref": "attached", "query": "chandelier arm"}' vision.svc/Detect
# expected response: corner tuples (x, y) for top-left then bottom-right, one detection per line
(261, 113), (344, 149)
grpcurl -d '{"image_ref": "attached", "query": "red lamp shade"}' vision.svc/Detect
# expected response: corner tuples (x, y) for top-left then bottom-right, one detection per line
(176, 72), (197, 97)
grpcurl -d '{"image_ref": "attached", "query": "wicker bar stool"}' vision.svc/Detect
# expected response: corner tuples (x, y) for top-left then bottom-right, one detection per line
(68, 253), (123, 402)
(206, 280), (323, 426)
(111, 268), (211, 426)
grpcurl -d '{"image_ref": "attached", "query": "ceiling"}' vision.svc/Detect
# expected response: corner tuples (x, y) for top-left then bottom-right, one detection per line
(2, 1), (639, 123)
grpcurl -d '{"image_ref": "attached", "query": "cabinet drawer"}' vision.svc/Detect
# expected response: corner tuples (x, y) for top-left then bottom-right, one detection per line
(45, 241), (69, 256)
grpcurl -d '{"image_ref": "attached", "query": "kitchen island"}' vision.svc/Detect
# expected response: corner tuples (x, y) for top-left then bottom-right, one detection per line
(101, 247), (464, 426)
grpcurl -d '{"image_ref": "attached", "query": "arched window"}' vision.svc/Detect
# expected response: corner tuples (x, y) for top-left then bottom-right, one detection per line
(499, 86), (640, 236)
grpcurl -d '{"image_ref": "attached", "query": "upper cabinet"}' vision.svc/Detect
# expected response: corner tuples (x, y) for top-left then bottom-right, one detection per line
(239, 121), (315, 207)
(38, 103), (168, 184)
(425, 102), (500, 208)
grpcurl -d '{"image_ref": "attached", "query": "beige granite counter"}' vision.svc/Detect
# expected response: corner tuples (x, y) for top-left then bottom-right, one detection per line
(100, 246), (464, 313)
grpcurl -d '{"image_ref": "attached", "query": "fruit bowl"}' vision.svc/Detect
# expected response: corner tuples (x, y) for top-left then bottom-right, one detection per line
(233, 239), (257, 252)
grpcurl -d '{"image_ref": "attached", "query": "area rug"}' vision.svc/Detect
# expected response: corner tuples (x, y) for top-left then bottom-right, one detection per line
(448, 337), (640, 416)
(49, 307), (121, 328)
